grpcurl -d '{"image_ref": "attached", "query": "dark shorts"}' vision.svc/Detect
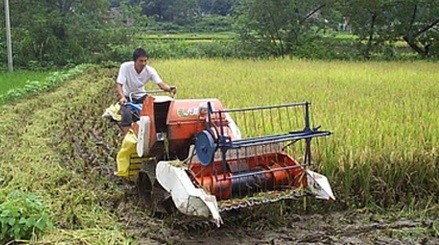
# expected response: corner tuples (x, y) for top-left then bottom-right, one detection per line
(120, 94), (147, 127)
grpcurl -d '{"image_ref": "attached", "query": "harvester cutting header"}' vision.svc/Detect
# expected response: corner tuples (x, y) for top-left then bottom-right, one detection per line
(107, 90), (335, 226)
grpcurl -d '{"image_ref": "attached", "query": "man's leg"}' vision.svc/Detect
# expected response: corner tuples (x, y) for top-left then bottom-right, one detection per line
(120, 95), (146, 135)
(120, 105), (133, 135)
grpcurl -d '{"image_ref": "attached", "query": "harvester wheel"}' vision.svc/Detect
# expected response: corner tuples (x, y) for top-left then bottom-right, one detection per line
(138, 171), (175, 217)
(137, 170), (153, 208)
(150, 180), (176, 217)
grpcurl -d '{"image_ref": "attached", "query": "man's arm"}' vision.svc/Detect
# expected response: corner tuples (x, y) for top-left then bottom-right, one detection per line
(148, 66), (176, 94)
(116, 83), (127, 104)
(116, 63), (128, 104)
(157, 82), (176, 94)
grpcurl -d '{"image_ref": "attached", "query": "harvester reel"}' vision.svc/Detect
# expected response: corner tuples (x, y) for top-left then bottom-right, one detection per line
(195, 130), (216, 166)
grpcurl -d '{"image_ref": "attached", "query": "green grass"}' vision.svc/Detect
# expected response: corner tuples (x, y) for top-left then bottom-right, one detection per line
(0, 71), (49, 95)
(323, 32), (357, 40)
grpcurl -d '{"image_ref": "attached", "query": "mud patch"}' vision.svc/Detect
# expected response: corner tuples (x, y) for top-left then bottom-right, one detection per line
(177, 212), (438, 244)
(109, 185), (438, 245)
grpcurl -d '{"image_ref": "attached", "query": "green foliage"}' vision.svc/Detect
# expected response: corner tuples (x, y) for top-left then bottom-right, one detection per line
(0, 67), (132, 243)
(0, 64), (92, 104)
(1, 0), (436, 64)
(141, 0), (198, 21)
(139, 0), (234, 21)
(0, 0), (131, 68)
(104, 37), (237, 61)
(193, 15), (233, 32)
(292, 34), (360, 60)
(340, 0), (439, 59)
(108, 31), (421, 61)
(198, 0), (236, 15)
(147, 15), (233, 33)
(231, 0), (438, 60)
(233, 0), (331, 56)
(0, 191), (53, 243)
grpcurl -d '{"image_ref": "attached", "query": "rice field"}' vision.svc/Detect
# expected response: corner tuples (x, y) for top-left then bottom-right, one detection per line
(2, 60), (438, 207)
(0, 59), (438, 243)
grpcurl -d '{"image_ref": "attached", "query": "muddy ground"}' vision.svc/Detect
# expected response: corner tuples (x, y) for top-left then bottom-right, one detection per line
(111, 183), (438, 245)
(178, 214), (438, 245)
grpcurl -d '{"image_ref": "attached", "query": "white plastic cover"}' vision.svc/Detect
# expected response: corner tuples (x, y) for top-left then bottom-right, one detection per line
(153, 95), (173, 103)
(136, 116), (151, 157)
(306, 170), (336, 201)
(155, 161), (223, 226)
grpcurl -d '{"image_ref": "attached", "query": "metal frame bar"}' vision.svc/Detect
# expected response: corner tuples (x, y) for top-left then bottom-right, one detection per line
(216, 101), (309, 113)
(206, 101), (331, 169)
(222, 164), (304, 181)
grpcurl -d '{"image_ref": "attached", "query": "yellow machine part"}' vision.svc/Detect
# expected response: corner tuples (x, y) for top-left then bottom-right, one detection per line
(115, 129), (147, 182)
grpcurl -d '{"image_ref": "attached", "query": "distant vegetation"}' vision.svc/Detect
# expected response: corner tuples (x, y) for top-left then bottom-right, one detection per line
(0, 1), (437, 243)
(0, 0), (437, 69)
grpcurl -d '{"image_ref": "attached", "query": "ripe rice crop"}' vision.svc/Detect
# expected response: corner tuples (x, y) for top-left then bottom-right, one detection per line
(153, 59), (439, 207)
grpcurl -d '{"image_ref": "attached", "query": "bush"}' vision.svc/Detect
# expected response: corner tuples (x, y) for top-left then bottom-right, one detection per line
(0, 191), (53, 243)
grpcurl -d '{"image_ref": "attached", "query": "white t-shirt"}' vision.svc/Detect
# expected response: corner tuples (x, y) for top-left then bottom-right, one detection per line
(116, 61), (163, 99)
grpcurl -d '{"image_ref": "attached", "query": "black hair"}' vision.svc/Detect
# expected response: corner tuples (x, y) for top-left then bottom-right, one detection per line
(132, 48), (149, 61)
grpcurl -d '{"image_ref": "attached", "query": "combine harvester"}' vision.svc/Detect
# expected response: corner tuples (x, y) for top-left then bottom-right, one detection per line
(113, 90), (335, 226)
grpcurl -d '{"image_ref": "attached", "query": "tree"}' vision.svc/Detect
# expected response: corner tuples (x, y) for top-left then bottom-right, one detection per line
(198, 0), (236, 15)
(341, 0), (439, 58)
(396, 1), (438, 57)
(141, 0), (198, 21)
(233, 0), (329, 56)
(0, 0), (129, 67)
